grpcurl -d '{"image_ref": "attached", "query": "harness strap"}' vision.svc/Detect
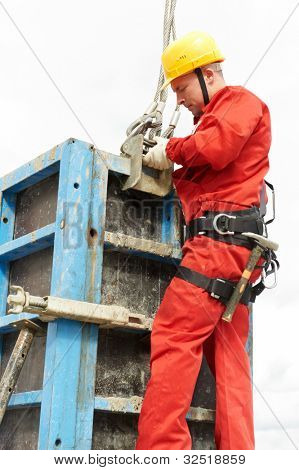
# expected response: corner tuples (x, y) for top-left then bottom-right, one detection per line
(174, 265), (262, 306)
(184, 207), (265, 248)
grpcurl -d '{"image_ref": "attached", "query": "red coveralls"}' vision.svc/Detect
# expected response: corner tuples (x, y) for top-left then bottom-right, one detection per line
(135, 86), (271, 450)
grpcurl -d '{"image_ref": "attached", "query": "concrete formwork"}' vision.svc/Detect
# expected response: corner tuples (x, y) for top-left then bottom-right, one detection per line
(0, 139), (253, 449)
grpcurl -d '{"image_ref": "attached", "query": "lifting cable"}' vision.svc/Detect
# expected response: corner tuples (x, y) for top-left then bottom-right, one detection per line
(123, 0), (181, 153)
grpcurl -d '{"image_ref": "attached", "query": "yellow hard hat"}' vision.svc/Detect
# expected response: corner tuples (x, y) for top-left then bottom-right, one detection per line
(161, 31), (225, 91)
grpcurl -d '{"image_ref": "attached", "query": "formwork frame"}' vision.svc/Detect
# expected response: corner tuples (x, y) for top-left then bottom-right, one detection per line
(0, 138), (182, 449)
(0, 138), (253, 450)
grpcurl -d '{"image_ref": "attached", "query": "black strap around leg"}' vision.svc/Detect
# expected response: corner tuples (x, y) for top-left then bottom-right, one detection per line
(175, 265), (254, 306)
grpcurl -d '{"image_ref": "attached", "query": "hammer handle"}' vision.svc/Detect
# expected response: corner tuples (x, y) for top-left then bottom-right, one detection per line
(222, 245), (264, 322)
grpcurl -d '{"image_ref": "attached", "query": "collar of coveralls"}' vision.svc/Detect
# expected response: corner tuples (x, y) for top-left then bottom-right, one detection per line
(192, 85), (230, 125)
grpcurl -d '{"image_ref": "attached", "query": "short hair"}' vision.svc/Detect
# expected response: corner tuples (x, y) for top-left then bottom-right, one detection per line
(202, 62), (224, 78)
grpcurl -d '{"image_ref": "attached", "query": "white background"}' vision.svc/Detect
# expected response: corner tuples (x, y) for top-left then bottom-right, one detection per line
(0, 0), (298, 450)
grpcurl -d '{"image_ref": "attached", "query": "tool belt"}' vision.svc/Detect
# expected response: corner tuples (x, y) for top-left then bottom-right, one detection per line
(174, 265), (266, 306)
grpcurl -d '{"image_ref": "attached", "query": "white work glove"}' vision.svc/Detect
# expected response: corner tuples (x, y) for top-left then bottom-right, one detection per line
(143, 136), (172, 170)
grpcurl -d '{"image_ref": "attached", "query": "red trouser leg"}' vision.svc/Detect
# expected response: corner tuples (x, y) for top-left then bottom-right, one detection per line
(135, 276), (254, 450)
(203, 306), (255, 449)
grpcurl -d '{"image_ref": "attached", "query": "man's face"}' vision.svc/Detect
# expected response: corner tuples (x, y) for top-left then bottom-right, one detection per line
(171, 72), (204, 116)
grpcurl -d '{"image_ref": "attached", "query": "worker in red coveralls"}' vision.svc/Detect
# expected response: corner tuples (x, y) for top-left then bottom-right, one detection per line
(136, 31), (271, 450)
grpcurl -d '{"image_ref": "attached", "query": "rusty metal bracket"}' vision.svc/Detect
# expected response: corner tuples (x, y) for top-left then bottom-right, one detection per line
(10, 319), (45, 336)
(120, 135), (173, 197)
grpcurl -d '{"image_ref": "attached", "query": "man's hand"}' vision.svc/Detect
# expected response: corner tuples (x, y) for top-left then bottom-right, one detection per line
(143, 136), (172, 170)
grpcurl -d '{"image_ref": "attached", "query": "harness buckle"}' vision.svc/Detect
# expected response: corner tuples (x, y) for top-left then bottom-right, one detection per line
(213, 213), (236, 235)
(196, 216), (207, 235)
(210, 278), (227, 300)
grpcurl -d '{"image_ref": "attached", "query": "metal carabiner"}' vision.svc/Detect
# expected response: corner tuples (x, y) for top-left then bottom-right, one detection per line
(262, 260), (278, 289)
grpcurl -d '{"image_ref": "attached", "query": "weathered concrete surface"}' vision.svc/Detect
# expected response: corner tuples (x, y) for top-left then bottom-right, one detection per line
(14, 173), (58, 239)
(0, 408), (40, 450)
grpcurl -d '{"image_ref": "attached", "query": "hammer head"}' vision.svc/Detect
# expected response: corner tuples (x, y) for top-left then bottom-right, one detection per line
(242, 232), (279, 251)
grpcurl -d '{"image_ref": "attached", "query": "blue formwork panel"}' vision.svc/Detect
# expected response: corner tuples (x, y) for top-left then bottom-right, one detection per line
(0, 138), (185, 450)
(38, 140), (105, 450)
(0, 142), (67, 449)
(0, 139), (107, 449)
(0, 138), (253, 450)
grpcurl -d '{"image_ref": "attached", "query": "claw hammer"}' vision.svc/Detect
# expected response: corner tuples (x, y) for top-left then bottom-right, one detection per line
(222, 232), (279, 323)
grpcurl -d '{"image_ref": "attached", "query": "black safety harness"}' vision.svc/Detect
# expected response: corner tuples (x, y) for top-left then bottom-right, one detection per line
(184, 206), (265, 250)
(174, 181), (279, 307)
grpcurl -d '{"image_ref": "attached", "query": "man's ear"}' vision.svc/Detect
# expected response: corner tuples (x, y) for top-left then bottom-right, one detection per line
(204, 68), (214, 84)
